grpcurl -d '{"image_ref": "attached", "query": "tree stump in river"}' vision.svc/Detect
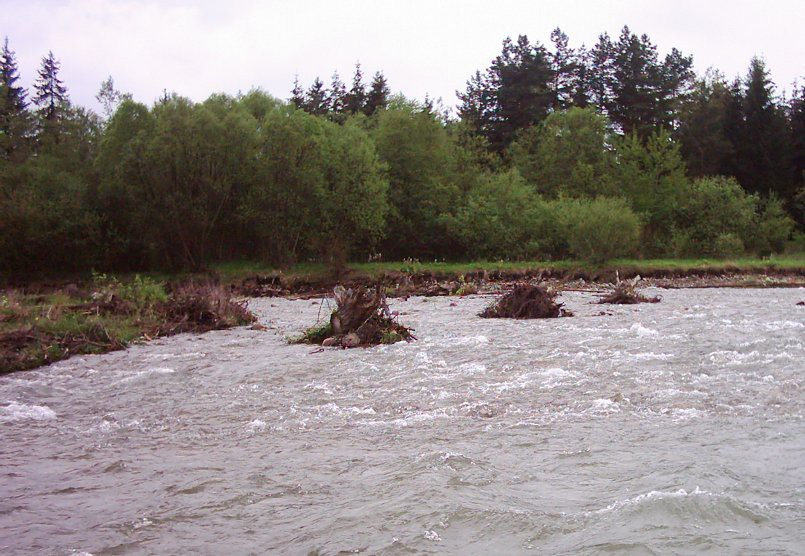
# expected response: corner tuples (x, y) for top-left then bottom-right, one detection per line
(297, 285), (415, 347)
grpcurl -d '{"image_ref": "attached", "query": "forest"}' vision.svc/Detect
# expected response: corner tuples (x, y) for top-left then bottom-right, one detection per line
(0, 26), (803, 274)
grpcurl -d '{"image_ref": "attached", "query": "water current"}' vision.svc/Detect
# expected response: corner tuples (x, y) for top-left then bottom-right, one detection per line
(1, 288), (804, 554)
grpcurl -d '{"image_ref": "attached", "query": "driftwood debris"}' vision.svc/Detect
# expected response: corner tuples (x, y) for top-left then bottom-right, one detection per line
(480, 283), (571, 319)
(598, 275), (660, 305)
(298, 285), (415, 348)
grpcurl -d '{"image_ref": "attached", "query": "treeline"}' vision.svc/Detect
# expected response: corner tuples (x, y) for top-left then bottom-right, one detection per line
(0, 28), (803, 274)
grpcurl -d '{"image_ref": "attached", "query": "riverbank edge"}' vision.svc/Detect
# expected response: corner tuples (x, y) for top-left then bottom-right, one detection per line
(3, 260), (803, 374)
(233, 262), (805, 298)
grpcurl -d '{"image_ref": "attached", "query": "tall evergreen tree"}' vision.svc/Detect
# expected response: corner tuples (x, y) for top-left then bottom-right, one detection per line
(0, 37), (30, 159)
(364, 71), (390, 116)
(33, 50), (68, 123)
(303, 77), (328, 116)
(789, 85), (805, 216)
(458, 35), (556, 153)
(550, 27), (577, 109)
(675, 70), (733, 177)
(344, 62), (366, 114)
(290, 75), (305, 109)
(737, 57), (791, 198)
(326, 71), (347, 114)
(600, 27), (693, 137)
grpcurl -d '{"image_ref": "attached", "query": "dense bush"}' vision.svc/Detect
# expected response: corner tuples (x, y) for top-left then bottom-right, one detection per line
(552, 197), (642, 263)
(672, 176), (757, 257)
(448, 170), (558, 260)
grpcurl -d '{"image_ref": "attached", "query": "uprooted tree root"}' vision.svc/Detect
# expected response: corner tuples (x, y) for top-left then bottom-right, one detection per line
(295, 285), (415, 348)
(598, 276), (661, 305)
(480, 283), (572, 319)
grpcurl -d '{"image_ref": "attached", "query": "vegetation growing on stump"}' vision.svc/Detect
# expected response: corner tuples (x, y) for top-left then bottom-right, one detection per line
(480, 283), (571, 319)
(598, 276), (661, 304)
(296, 285), (414, 347)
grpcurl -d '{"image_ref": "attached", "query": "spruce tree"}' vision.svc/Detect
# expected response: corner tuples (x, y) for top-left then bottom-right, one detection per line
(364, 71), (389, 116)
(0, 37), (30, 159)
(290, 75), (305, 109)
(326, 71), (347, 114)
(742, 58), (791, 198)
(789, 85), (805, 219)
(303, 77), (328, 116)
(33, 50), (68, 122)
(344, 62), (366, 114)
(550, 28), (577, 109)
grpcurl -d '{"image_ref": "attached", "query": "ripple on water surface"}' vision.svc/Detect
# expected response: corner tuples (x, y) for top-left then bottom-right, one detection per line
(0, 288), (803, 554)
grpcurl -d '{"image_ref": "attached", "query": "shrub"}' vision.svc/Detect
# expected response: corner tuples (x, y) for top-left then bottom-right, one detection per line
(673, 176), (757, 257)
(449, 170), (560, 260)
(751, 195), (795, 256)
(713, 233), (746, 259)
(552, 197), (641, 263)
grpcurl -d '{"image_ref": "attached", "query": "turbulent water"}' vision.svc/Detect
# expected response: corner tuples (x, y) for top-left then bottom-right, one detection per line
(1, 288), (804, 555)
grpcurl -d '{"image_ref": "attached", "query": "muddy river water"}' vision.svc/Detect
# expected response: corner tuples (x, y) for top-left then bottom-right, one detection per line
(1, 288), (804, 554)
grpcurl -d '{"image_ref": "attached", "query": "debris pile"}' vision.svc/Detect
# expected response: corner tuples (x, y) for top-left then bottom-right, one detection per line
(598, 276), (661, 305)
(480, 283), (571, 319)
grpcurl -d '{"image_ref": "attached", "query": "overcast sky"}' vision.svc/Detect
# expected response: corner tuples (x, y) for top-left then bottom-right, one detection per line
(3, 0), (804, 113)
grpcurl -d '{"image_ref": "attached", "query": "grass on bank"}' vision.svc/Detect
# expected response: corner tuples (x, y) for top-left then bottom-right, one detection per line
(0, 275), (254, 374)
(209, 254), (805, 285)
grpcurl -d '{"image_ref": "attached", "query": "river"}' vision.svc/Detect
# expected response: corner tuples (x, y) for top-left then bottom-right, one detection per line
(1, 288), (803, 554)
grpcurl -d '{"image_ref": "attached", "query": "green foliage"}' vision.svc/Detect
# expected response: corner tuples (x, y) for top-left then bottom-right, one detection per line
(372, 105), (460, 258)
(510, 107), (616, 198)
(552, 197), (641, 263)
(752, 195), (795, 255)
(672, 176), (757, 257)
(448, 170), (557, 260)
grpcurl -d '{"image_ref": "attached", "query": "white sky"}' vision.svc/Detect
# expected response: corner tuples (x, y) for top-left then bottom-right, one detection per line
(3, 0), (804, 113)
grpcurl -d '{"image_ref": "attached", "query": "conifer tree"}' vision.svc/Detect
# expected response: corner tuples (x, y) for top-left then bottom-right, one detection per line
(550, 28), (577, 109)
(290, 75), (305, 109)
(33, 50), (68, 122)
(344, 62), (366, 114)
(304, 77), (328, 116)
(739, 57), (791, 198)
(364, 71), (389, 116)
(327, 71), (347, 114)
(0, 37), (30, 159)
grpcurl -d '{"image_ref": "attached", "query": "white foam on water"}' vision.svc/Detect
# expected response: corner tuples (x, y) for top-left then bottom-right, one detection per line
(593, 487), (713, 514)
(423, 529), (442, 541)
(630, 323), (658, 337)
(119, 367), (176, 384)
(247, 419), (266, 431)
(1, 401), (57, 422)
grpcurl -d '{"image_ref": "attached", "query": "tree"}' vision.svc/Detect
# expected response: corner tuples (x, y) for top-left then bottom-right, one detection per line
(290, 75), (305, 109)
(344, 62), (366, 114)
(33, 51), (68, 123)
(326, 71), (347, 119)
(736, 57), (791, 199)
(95, 75), (130, 121)
(789, 85), (805, 224)
(0, 37), (30, 160)
(304, 77), (328, 116)
(614, 129), (689, 255)
(364, 71), (390, 116)
(509, 107), (616, 198)
(604, 27), (693, 137)
(372, 104), (460, 257)
(675, 69), (734, 177)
